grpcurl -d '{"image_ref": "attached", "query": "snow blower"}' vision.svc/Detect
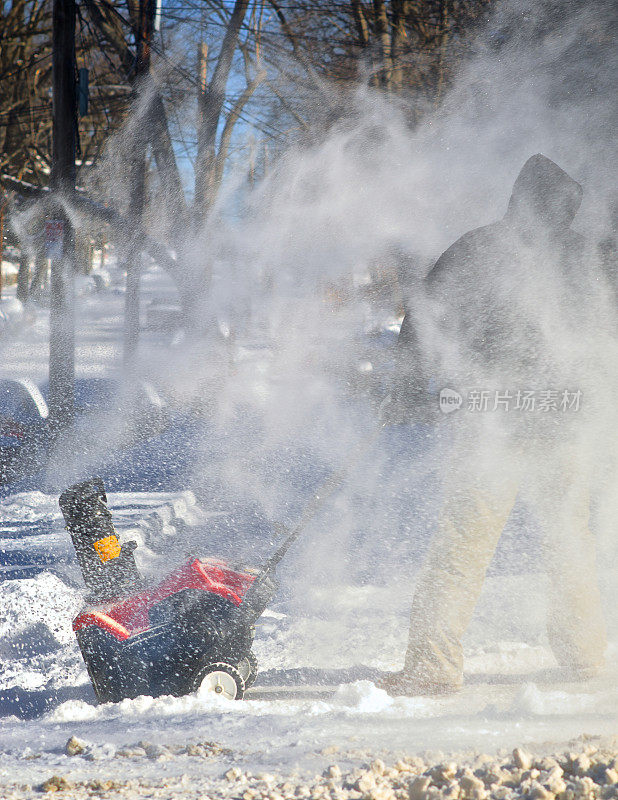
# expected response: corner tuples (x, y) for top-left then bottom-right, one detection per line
(62, 429), (383, 702)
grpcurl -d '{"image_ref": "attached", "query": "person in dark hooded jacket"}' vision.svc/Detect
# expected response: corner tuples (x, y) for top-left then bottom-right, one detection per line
(380, 154), (608, 696)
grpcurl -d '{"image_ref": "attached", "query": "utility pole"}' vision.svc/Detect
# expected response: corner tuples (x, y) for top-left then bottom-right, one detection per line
(123, 0), (154, 371)
(194, 38), (209, 225)
(0, 197), (7, 300)
(49, 0), (77, 431)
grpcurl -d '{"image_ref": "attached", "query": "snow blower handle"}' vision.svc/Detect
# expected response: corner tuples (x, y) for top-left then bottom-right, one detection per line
(260, 419), (387, 579)
(240, 402), (392, 616)
(239, 420), (386, 616)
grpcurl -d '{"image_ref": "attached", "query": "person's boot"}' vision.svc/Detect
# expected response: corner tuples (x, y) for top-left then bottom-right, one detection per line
(376, 670), (461, 697)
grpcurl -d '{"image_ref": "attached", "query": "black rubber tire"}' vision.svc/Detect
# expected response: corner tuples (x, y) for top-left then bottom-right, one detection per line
(193, 662), (245, 700)
(237, 652), (258, 689)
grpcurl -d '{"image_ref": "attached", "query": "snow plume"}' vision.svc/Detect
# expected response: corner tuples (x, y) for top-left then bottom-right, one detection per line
(9, 0), (615, 664)
(180, 30), (605, 477)
(167, 0), (618, 657)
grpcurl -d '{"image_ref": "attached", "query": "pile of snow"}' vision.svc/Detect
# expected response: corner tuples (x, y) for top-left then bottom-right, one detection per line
(0, 491), (60, 523)
(0, 572), (85, 697)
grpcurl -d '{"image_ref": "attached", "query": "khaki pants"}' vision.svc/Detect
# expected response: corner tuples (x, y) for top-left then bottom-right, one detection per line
(404, 434), (607, 687)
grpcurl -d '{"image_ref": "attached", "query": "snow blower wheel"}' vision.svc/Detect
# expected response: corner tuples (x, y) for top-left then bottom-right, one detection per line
(237, 651), (258, 689)
(195, 663), (245, 700)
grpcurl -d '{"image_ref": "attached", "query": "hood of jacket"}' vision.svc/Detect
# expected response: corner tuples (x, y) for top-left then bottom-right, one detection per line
(504, 153), (583, 232)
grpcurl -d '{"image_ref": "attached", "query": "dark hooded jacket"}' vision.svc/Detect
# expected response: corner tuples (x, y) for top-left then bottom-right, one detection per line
(398, 154), (595, 393)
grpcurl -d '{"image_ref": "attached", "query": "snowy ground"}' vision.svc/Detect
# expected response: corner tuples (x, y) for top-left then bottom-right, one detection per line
(0, 264), (617, 796)
(0, 561), (617, 797)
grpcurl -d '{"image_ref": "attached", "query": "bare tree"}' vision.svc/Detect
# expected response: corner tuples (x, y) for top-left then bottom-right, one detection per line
(0, 0), (135, 188)
(1, 0), (493, 331)
(254, 0), (492, 123)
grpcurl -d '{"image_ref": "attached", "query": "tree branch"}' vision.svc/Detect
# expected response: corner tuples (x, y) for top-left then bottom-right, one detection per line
(194, 0), (250, 219)
(81, 0), (187, 232)
(213, 68), (267, 194)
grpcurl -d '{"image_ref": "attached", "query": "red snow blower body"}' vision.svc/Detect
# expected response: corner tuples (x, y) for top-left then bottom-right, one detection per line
(61, 479), (275, 703)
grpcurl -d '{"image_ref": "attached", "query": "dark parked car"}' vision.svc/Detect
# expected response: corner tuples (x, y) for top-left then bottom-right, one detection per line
(0, 377), (167, 485)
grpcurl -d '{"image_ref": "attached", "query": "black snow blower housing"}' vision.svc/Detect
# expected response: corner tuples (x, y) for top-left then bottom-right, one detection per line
(61, 479), (275, 702)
